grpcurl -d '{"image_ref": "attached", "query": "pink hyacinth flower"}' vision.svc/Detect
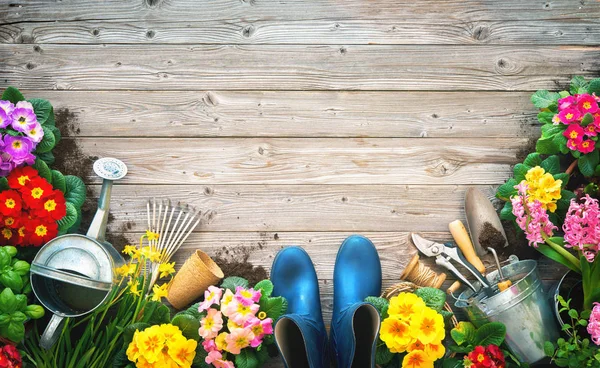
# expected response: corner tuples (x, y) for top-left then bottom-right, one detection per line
(558, 95), (576, 110)
(511, 182), (557, 247)
(235, 286), (262, 306)
(577, 93), (599, 114)
(588, 303), (600, 345)
(199, 286), (223, 312)
(563, 195), (600, 262)
(558, 108), (582, 124)
(199, 308), (224, 340)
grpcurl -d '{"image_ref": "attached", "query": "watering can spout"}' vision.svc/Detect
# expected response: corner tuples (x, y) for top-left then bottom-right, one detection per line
(86, 158), (128, 243)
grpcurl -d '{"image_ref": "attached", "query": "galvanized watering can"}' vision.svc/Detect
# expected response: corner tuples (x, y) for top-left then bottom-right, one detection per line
(30, 158), (128, 349)
(455, 259), (559, 364)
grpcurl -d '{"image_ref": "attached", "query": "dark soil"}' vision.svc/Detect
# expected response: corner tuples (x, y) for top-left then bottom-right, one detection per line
(214, 246), (268, 286)
(479, 222), (506, 250)
(500, 220), (540, 260)
(515, 138), (538, 162)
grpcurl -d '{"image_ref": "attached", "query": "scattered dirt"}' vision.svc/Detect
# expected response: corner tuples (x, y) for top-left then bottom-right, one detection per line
(499, 220), (540, 260)
(214, 245), (268, 286)
(54, 107), (81, 136)
(478, 222), (506, 250)
(515, 138), (537, 162)
(106, 221), (134, 253)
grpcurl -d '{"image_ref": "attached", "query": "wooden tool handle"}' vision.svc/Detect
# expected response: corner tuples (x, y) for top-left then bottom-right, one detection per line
(447, 280), (461, 295)
(449, 220), (485, 273)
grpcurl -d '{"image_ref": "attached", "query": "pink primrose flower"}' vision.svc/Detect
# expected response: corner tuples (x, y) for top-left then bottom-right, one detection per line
(578, 139), (596, 154)
(225, 328), (255, 354)
(558, 108), (582, 124)
(234, 286), (262, 306)
(577, 94), (599, 114)
(199, 308), (224, 340)
(558, 95), (577, 110)
(199, 286), (223, 312)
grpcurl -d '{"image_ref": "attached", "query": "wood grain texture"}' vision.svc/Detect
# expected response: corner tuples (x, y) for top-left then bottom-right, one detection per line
(2, 0), (599, 23)
(22, 90), (539, 138)
(2, 44), (599, 91)
(98, 184), (500, 232)
(3, 19), (599, 45)
(74, 137), (524, 184)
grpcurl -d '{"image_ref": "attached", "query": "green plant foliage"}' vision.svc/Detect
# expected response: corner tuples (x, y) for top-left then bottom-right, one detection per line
(221, 276), (249, 292)
(414, 287), (446, 312)
(1, 87), (25, 104)
(259, 295), (287, 321)
(254, 279), (274, 298)
(473, 322), (506, 347)
(375, 342), (394, 365)
(0, 246), (29, 294)
(235, 349), (260, 368)
(171, 313), (200, 341)
(0, 287), (44, 342)
(531, 90), (560, 109)
(365, 296), (390, 319)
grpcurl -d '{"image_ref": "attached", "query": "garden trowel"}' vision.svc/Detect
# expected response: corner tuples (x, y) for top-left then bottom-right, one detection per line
(464, 187), (508, 256)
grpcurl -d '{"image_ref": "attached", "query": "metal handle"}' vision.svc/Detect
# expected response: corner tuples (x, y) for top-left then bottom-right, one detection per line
(40, 314), (65, 350)
(30, 263), (112, 291)
(444, 242), (491, 289)
(436, 256), (477, 292)
(86, 179), (113, 243)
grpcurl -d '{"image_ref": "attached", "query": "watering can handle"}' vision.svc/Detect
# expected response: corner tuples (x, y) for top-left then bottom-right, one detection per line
(40, 314), (65, 350)
(86, 179), (113, 243)
(30, 263), (112, 291)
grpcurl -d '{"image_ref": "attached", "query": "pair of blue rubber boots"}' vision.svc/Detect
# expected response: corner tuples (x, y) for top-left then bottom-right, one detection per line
(270, 235), (382, 368)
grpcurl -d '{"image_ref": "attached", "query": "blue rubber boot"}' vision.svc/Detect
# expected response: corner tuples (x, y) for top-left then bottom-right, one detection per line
(271, 247), (329, 368)
(330, 235), (382, 368)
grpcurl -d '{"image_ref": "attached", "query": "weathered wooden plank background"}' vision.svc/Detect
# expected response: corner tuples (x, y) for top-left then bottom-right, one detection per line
(1, 0), (596, 342)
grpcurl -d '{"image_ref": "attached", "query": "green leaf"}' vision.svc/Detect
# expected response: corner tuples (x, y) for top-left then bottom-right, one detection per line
(51, 170), (66, 193)
(0, 178), (8, 191)
(554, 133), (570, 154)
(179, 302), (203, 320)
(523, 153), (542, 167)
(254, 279), (274, 298)
(500, 201), (516, 221)
(64, 175), (86, 209)
(541, 155), (561, 174)
(1, 87), (25, 104)
(537, 241), (580, 274)
(35, 126), (56, 154)
(28, 98), (53, 125)
(0, 288), (17, 314)
(570, 76), (588, 95)
(538, 111), (557, 125)
(375, 343), (394, 365)
(256, 346), (269, 364)
(57, 202), (78, 234)
(531, 90), (560, 109)
(143, 301), (171, 325)
(2, 321), (24, 342)
(536, 136), (560, 154)
(496, 179), (518, 201)
(23, 305), (44, 319)
(13, 295), (26, 311)
(442, 358), (464, 368)
(235, 349), (260, 368)
(414, 287), (446, 312)
(553, 173), (570, 187)
(0, 272), (23, 293)
(578, 150), (599, 177)
(50, 124), (61, 142)
(32, 158), (52, 182)
(582, 113), (595, 126)
(513, 164), (529, 181)
(221, 276), (249, 292)
(474, 322), (506, 346)
(171, 313), (200, 341)
(541, 122), (563, 138)
(36, 150), (55, 166)
(12, 260), (29, 276)
(364, 296), (389, 319)
(2, 246), (16, 258)
(451, 321), (476, 346)
(259, 296), (287, 321)
(111, 348), (129, 368)
(122, 322), (151, 348)
(588, 78), (600, 95)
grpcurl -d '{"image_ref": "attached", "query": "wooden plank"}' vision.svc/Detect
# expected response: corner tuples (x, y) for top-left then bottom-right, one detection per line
(100, 184), (500, 232)
(2, 0), (598, 23)
(75, 137), (524, 184)
(1, 44), (598, 91)
(22, 90), (539, 138)
(3, 19), (599, 45)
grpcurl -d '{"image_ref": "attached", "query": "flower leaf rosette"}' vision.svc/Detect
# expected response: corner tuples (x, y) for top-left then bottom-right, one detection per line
(0, 86), (61, 181)
(531, 76), (600, 177)
(192, 277), (286, 368)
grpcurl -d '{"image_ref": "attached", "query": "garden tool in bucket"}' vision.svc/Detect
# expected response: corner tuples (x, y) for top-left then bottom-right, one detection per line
(30, 158), (127, 349)
(455, 259), (560, 364)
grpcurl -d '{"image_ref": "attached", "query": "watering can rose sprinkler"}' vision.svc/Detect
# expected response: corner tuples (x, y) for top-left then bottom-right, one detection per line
(29, 158), (128, 350)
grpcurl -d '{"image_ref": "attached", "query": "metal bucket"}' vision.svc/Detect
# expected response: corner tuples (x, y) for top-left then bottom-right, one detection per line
(455, 260), (559, 364)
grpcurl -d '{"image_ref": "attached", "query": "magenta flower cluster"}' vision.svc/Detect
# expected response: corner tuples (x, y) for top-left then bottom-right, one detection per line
(588, 302), (600, 346)
(0, 100), (44, 177)
(511, 182), (557, 247)
(563, 195), (600, 262)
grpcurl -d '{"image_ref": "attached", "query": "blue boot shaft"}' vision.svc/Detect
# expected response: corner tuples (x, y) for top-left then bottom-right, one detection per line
(271, 246), (329, 368)
(331, 235), (382, 368)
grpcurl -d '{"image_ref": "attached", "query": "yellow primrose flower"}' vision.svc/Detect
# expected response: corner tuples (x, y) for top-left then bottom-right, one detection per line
(126, 331), (142, 362)
(128, 279), (141, 297)
(407, 339), (425, 352)
(215, 332), (228, 351)
(424, 342), (445, 360)
(379, 316), (413, 353)
(158, 262), (176, 278)
(387, 292), (426, 320)
(402, 350), (434, 368)
(151, 283), (169, 302)
(159, 324), (181, 341)
(409, 307), (445, 345)
(145, 230), (160, 241)
(156, 351), (179, 368)
(136, 326), (165, 363)
(167, 335), (197, 367)
(258, 311), (267, 320)
(525, 166), (545, 182)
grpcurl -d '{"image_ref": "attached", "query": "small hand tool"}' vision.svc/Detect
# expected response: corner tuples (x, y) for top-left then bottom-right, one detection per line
(411, 233), (493, 296)
(447, 220), (487, 294)
(488, 247), (512, 292)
